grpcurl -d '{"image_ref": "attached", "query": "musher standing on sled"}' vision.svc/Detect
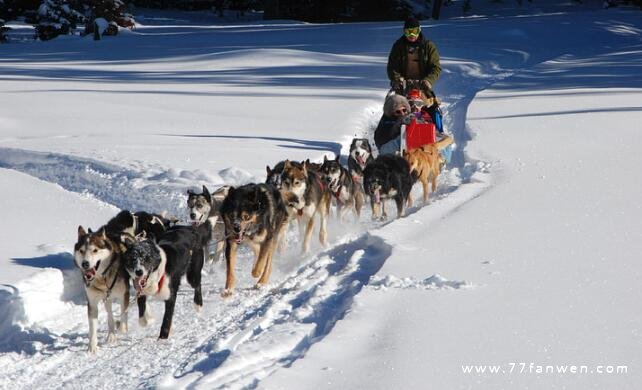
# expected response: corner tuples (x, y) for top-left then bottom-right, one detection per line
(377, 18), (453, 163)
(387, 17), (441, 95)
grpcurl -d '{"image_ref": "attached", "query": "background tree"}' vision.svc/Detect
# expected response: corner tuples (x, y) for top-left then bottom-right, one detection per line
(35, 0), (86, 40)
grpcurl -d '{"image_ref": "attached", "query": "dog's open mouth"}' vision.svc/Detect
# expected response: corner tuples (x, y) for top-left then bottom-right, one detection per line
(84, 268), (97, 281)
(134, 275), (148, 293)
(83, 260), (101, 282)
(190, 215), (205, 226)
(356, 155), (366, 166)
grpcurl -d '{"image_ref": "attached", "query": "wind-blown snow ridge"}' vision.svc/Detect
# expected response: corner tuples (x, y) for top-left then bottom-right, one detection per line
(368, 274), (473, 291)
(0, 147), (256, 218)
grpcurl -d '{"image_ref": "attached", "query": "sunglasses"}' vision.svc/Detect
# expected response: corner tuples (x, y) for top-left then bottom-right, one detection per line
(395, 108), (409, 115)
(404, 27), (420, 37)
(409, 99), (424, 107)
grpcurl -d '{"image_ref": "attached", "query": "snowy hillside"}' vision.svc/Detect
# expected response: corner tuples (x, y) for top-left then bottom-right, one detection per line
(1, 3), (641, 389)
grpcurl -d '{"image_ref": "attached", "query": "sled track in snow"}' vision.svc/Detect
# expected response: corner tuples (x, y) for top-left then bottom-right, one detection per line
(0, 147), (187, 218)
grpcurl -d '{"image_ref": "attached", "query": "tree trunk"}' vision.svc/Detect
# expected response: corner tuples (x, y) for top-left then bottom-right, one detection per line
(432, 0), (443, 20)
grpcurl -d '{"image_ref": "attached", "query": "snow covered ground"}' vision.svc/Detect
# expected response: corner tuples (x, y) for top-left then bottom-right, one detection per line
(1, 3), (641, 389)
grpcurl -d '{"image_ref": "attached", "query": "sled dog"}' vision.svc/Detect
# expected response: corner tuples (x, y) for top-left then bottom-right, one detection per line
(403, 144), (441, 203)
(106, 209), (174, 241)
(266, 160), (287, 189)
(280, 160), (331, 253)
(363, 154), (414, 219)
(348, 138), (375, 185)
(220, 183), (289, 296)
(187, 185), (230, 262)
(74, 226), (129, 353)
(319, 155), (364, 221)
(122, 224), (206, 339)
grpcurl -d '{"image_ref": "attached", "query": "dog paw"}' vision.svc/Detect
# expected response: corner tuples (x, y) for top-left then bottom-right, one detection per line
(107, 332), (117, 344)
(88, 343), (98, 354)
(193, 302), (203, 313)
(117, 321), (128, 334)
(251, 268), (262, 278)
(139, 316), (154, 327)
(221, 289), (233, 298)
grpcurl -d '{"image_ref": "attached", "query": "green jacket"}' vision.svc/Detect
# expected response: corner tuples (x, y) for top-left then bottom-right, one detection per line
(387, 34), (441, 86)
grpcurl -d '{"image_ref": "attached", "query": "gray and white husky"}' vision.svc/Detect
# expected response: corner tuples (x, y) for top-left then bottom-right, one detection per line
(319, 155), (364, 222)
(187, 185), (230, 262)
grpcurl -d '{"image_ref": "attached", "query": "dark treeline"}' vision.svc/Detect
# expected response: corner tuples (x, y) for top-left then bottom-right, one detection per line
(2, 0), (641, 42)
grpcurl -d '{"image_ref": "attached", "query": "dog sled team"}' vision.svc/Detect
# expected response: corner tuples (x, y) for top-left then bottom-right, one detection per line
(73, 16), (454, 352)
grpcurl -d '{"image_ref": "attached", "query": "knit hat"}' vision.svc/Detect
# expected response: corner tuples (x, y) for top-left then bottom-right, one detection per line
(404, 17), (420, 29)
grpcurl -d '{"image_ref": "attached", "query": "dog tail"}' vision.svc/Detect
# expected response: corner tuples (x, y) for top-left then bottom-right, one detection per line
(434, 135), (454, 151)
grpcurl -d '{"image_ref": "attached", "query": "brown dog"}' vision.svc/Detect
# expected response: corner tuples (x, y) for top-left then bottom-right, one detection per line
(403, 144), (442, 203)
(219, 183), (289, 296)
(280, 160), (331, 254)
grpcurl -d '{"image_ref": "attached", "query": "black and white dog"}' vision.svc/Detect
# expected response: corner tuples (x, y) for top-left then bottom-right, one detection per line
(363, 154), (414, 220)
(266, 160), (287, 189)
(122, 224), (207, 339)
(73, 208), (177, 353)
(187, 185), (230, 262)
(106, 210), (174, 241)
(319, 155), (364, 221)
(348, 138), (375, 185)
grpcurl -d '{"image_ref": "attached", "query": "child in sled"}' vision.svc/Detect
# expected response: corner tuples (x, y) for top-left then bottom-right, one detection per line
(406, 89), (453, 165)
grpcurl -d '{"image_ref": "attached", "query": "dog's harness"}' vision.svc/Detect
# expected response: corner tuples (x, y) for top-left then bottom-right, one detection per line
(328, 178), (344, 204)
(156, 274), (166, 294)
(98, 257), (120, 298)
(314, 172), (326, 192)
(333, 188), (342, 200)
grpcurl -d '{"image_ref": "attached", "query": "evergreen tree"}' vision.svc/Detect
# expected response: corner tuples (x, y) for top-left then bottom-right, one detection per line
(36, 0), (86, 40)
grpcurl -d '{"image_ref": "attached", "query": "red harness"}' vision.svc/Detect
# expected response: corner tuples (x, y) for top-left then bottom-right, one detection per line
(157, 274), (166, 294)
(314, 172), (325, 192)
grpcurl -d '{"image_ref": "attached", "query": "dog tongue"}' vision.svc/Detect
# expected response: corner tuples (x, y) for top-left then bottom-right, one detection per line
(357, 156), (366, 166)
(134, 277), (146, 293)
(84, 269), (96, 280)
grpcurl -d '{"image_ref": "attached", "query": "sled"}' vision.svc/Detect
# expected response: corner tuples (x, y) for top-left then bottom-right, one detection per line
(400, 117), (454, 155)
(400, 117), (436, 152)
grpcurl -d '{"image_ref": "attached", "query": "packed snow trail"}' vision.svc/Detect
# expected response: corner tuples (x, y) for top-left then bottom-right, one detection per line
(0, 137), (470, 390)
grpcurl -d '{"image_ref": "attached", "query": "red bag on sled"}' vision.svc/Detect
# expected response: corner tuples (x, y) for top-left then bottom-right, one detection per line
(404, 117), (436, 151)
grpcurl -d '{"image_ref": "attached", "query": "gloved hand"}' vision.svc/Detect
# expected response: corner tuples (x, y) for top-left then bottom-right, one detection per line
(421, 79), (432, 91)
(391, 79), (405, 92)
